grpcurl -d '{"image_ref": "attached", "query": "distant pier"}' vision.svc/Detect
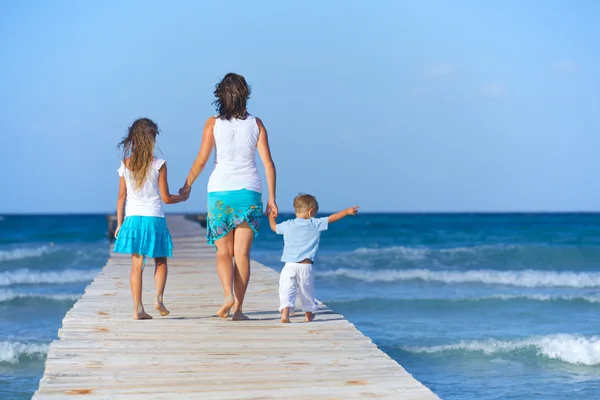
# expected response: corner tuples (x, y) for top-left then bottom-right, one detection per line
(35, 215), (438, 399)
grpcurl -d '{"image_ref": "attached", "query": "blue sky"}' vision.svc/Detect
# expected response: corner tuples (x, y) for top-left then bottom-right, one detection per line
(1, 0), (599, 213)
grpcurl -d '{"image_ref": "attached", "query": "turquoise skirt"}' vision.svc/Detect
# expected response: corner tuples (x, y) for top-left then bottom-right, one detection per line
(113, 216), (173, 258)
(207, 189), (263, 249)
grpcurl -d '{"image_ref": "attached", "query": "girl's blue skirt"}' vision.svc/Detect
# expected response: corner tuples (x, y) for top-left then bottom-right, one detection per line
(207, 189), (263, 249)
(113, 216), (173, 258)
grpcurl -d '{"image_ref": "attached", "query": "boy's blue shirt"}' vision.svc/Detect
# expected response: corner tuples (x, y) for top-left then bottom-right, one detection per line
(275, 217), (329, 262)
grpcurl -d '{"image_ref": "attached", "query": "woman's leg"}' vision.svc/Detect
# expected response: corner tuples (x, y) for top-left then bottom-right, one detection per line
(153, 257), (169, 316)
(214, 231), (235, 318)
(130, 254), (152, 320)
(231, 222), (254, 320)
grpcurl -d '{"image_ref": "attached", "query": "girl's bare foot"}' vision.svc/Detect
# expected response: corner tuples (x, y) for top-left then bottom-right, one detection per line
(216, 295), (235, 318)
(154, 302), (170, 316)
(154, 294), (169, 316)
(281, 307), (291, 323)
(305, 312), (315, 322)
(133, 310), (153, 320)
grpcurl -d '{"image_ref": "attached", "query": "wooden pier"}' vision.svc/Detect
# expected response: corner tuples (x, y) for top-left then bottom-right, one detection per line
(34, 215), (438, 399)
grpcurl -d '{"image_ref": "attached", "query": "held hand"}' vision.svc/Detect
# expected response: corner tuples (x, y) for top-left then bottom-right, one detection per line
(114, 225), (121, 239)
(346, 206), (360, 216)
(179, 184), (191, 197)
(267, 199), (278, 218)
(269, 208), (277, 219)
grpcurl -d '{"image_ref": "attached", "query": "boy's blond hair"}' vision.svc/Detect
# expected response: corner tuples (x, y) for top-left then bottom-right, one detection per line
(294, 193), (319, 214)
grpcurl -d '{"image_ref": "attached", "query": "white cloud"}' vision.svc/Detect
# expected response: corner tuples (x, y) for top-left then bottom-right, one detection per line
(424, 63), (455, 78)
(480, 83), (508, 98)
(554, 60), (577, 72)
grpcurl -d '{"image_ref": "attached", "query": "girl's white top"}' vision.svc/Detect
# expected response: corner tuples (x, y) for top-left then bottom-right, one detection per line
(207, 115), (262, 193)
(118, 158), (165, 218)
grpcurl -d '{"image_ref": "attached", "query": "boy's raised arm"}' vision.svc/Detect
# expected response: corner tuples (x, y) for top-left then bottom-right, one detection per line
(328, 206), (359, 224)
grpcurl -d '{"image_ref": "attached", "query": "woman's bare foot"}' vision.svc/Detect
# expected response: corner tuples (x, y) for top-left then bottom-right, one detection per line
(216, 295), (235, 318)
(281, 307), (291, 323)
(305, 312), (315, 322)
(133, 310), (153, 320)
(154, 302), (170, 316)
(231, 308), (250, 320)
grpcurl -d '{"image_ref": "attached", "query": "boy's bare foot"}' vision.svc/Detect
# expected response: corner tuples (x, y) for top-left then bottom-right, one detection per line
(133, 310), (153, 320)
(216, 295), (235, 318)
(154, 301), (170, 316)
(305, 312), (315, 322)
(281, 307), (291, 323)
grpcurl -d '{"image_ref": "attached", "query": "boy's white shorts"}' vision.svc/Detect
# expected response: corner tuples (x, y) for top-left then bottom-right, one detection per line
(278, 262), (318, 312)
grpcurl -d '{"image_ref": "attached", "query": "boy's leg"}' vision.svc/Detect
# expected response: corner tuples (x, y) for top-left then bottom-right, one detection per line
(154, 257), (169, 316)
(130, 254), (152, 320)
(279, 263), (297, 323)
(297, 264), (318, 322)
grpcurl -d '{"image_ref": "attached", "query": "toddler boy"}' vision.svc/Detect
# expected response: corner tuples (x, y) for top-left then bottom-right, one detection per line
(268, 193), (359, 323)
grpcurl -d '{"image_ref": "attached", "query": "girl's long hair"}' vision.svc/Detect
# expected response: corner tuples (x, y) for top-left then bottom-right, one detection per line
(213, 73), (251, 120)
(117, 118), (158, 190)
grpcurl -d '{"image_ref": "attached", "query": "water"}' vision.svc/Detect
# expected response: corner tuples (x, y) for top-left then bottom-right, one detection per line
(0, 215), (109, 400)
(2, 214), (600, 399)
(252, 213), (600, 400)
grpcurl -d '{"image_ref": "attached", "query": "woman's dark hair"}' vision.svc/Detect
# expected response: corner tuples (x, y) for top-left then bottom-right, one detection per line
(213, 73), (251, 120)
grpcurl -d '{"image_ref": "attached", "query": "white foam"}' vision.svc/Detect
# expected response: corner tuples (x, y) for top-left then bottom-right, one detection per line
(331, 294), (600, 304)
(318, 268), (600, 288)
(353, 244), (513, 257)
(0, 246), (52, 262)
(0, 341), (49, 364)
(403, 334), (600, 366)
(491, 294), (600, 303)
(0, 290), (81, 303)
(0, 268), (98, 286)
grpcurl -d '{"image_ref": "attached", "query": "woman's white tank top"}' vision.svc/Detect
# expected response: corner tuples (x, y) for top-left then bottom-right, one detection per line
(206, 115), (262, 193)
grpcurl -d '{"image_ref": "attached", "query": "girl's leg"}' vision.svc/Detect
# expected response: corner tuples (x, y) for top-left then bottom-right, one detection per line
(214, 231), (235, 318)
(231, 222), (254, 321)
(130, 254), (152, 320)
(154, 257), (169, 316)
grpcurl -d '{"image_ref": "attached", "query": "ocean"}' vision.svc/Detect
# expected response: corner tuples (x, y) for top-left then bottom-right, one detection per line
(1, 213), (600, 399)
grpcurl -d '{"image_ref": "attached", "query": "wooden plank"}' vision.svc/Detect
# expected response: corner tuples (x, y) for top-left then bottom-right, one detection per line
(33, 215), (438, 399)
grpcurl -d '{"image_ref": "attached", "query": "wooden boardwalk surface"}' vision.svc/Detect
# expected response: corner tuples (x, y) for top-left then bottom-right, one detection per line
(34, 215), (439, 399)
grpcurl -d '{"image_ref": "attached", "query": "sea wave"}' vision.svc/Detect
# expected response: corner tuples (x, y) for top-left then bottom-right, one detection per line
(402, 334), (600, 366)
(323, 243), (600, 270)
(330, 294), (600, 304)
(0, 290), (81, 303)
(353, 244), (518, 257)
(0, 268), (98, 286)
(318, 268), (600, 288)
(0, 341), (49, 364)
(0, 246), (53, 262)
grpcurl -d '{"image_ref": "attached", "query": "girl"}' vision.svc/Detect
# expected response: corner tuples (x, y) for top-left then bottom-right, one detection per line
(113, 118), (189, 320)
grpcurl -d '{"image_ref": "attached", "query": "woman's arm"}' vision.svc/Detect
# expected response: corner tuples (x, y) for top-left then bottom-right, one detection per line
(256, 117), (277, 216)
(183, 117), (216, 191)
(115, 177), (127, 237)
(159, 163), (188, 204)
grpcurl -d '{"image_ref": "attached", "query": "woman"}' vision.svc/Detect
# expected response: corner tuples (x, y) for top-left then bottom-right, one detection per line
(181, 73), (277, 321)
